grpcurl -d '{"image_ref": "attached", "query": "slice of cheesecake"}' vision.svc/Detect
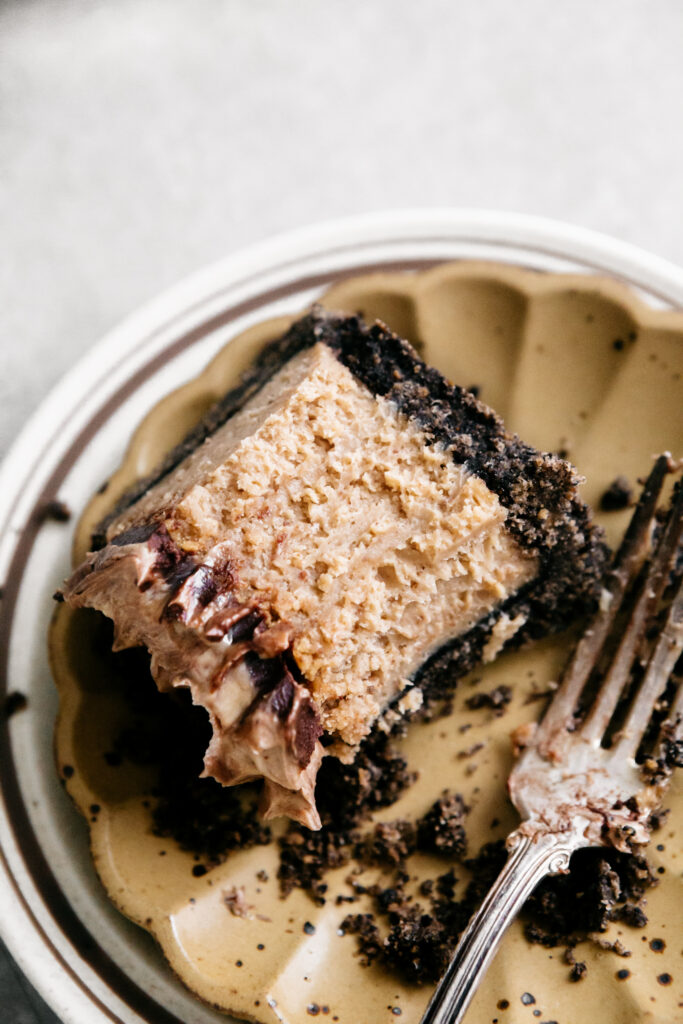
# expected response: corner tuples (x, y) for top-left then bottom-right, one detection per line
(61, 309), (606, 829)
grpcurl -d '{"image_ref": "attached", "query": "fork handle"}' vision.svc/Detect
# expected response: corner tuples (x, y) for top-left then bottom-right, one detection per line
(421, 832), (580, 1024)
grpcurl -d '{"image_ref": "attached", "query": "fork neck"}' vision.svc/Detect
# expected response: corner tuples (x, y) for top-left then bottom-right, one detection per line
(421, 831), (585, 1024)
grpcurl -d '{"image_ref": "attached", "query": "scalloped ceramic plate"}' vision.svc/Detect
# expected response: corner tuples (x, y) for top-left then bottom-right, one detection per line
(1, 212), (682, 1024)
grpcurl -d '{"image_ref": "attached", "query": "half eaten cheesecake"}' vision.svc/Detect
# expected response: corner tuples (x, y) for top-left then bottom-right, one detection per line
(61, 309), (606, 829)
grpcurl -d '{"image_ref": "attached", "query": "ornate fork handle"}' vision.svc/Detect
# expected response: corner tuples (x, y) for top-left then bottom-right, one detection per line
(421, 831), (582, 1024)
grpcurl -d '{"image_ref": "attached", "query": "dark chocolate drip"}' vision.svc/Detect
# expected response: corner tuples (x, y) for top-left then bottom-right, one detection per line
(147, 525), (195, 580)
(190, 558), (235, 607)
(266, 673), (295, 719)
(244, 650), (287, 692)
(292, 698), (323, 768)
(241, 653), (323, 769)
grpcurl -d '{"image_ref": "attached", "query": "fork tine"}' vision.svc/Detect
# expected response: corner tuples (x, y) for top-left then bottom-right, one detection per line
(537, 455), (670, 754)
(581, 481), (683, 745)
(613, 568), (683, 760)
(655, 674), (683, 757)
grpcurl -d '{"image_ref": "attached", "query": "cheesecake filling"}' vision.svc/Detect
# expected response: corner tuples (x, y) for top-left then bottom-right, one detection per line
(63, 343), (537, 828)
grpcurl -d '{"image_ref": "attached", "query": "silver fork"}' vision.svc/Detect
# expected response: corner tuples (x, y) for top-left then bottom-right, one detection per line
(422, 454), (683, 1024)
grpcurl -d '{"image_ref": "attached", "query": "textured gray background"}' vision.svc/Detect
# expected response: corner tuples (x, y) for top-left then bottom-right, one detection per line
(2, 1), (683, 1020)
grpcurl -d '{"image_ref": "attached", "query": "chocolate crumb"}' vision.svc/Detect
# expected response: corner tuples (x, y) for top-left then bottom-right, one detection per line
(616, 968), (630, 980)
(649, 938), (665, 952)
(62, 764), (74, 778)
(600, 477), (633, 512)
(497, 1000), (509, 1010)
(464, 685), (512, 715)
(657, 973), (672, 986)
(256, 869), (269, 882)
(192, 865), (207, 877)
(521, 992), (536, 1004)
(307, 1003), (321, 1015)
(303, 921), (316, 935)
(417, 792), (468, 857)
(456, 742), (485, 760)
(524, 688), (555, 705)
(3, 691), (27, 719)
(569, 962), (587, 982)
(39, 498), (72, 523)
(357, 820), (417, 865)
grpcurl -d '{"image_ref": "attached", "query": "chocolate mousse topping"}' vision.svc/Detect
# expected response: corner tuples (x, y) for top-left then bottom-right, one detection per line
(62, 309), (606, 828)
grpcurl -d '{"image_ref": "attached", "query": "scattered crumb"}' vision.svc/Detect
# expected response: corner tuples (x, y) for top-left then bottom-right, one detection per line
(357, 821), (417, 865)
(600, 477), (633, 512)
(573, 958), (589, 983)
(589, 934), (631, 957)
(223, 886), (251, 917)
(38, 498), (72, 523)
(418, 793), (468, 857)
(456, 742), (485, 760)
(3, 691), (27, 719)
(511, 721), (537, 756)
(523, 687), (556, 705)
(464, 685), (512, 716)
(649, 807), (670, 830)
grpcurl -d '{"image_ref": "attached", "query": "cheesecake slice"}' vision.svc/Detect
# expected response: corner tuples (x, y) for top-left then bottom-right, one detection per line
(61, 310), (606, 829)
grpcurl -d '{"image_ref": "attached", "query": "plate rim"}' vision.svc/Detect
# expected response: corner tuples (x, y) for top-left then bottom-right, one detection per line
(2, 207), (683, 1024)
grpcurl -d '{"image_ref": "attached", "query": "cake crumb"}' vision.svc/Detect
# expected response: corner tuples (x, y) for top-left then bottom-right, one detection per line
(223, 886), (251, 917)
(3, 691), (27, 719)
(418, 793), (468, 857)
(39, 498), (72, 523)
(465, 685), (512, 716)
(600, 477), (633, 511)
